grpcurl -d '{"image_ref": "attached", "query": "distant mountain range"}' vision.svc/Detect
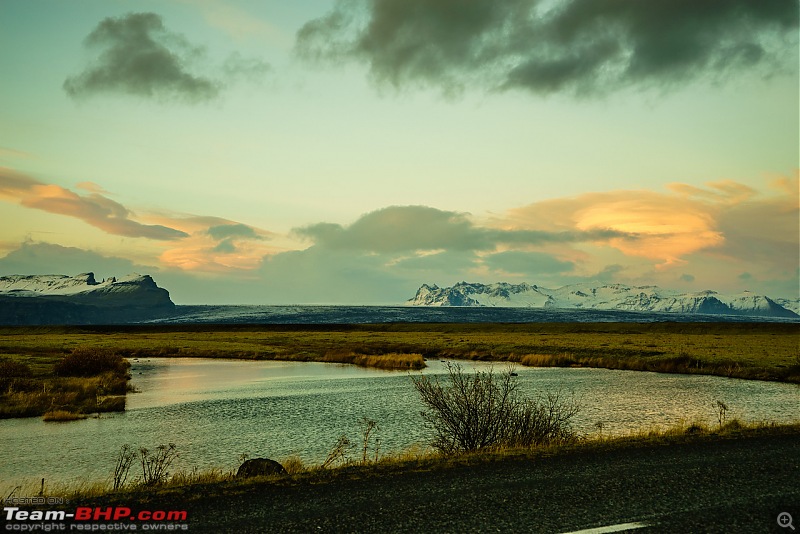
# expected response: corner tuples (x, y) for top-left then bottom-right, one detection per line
(0, 273), (175, 325)
(407, 282), (799, 318)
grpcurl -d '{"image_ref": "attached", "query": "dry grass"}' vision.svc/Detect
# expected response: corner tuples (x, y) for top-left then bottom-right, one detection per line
(18, 419), (797, 504)
(0, 349), (130, 419)
(42, 410), (87, 422)
(352, 353), (425, 370)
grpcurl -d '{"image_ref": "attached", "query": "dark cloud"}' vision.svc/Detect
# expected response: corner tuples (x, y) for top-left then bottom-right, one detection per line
(207, 223), (262, 240)
(296, 0), (798, 96)
(64, 12), (268, 102)
(680, 273), (695, 283)
(294, 205), (633, 252)
(484, 250), (574, 275)
(212, 239), (238, 253)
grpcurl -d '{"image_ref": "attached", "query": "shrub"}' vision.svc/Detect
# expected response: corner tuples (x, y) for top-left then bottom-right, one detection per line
(138, 444), (178, 486)
(54, 349), (129, 378)
(411, 363), (579, 454)
(112, 445), (136, 491)
(0, 358), (32, 377)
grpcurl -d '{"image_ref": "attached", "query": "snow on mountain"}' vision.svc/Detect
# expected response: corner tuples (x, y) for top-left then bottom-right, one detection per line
(775, 298), (800, 315)
(1, 273), (124, 295)
(0, 273), (175, 324)
(0, 272), (169, 301)
(407, 282), (799, 318)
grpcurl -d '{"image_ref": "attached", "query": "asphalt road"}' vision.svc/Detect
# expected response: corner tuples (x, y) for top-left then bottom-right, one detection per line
(112, 432), (800, 533)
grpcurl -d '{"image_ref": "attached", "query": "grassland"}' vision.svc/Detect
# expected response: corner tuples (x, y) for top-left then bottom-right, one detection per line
(0, 322), (796, 419)
(1, 322), (797, 378)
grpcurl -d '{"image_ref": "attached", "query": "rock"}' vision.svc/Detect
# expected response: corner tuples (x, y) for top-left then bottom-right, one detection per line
(236, 458), (287, 478)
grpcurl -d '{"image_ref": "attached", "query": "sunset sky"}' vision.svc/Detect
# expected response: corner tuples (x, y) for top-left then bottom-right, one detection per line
(1, 0), (798, 304)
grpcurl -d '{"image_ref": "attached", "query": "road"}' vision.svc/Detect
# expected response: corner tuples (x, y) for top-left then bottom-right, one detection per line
(121, 432), (800, 533)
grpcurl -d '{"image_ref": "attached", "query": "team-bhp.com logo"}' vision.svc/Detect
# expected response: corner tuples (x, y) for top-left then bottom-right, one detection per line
(4, 506), (188, 531)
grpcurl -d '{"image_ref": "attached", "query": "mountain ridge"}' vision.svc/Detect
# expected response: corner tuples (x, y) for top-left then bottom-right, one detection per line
(407, 281), (799, 318)
(0, 272), (175, 324)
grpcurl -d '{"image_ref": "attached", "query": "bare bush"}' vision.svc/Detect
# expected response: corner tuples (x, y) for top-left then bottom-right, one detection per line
(411, 363), (579, 454)
(321, 435), (351, 469)
(112, 445), (136, 490)
(139, 443), (178, 486)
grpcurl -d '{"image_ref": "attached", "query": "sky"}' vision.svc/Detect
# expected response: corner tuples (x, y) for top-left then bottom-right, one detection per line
(0, 0), (798, 304)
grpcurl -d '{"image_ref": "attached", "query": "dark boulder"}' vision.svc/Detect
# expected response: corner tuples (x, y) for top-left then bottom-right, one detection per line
(236, 458), (287, 478)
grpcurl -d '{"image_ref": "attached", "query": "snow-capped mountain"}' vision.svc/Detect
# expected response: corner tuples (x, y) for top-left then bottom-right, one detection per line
(407, 282), (799, 318)
(0, 272), (175, 324)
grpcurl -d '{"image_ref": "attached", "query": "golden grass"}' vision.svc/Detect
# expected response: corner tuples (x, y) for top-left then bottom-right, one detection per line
(42, 410), (87, 422)
(0, 350), (130, 419)
(352, 353), (426, 370)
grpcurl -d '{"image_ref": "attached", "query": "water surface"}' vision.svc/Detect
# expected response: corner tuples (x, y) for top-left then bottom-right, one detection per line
(1, 358), (797, 488)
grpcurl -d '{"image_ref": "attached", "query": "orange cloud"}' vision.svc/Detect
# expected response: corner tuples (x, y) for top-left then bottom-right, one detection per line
(142, 213), (279, 273)
(75, 181), (110, 194)
(0, 167), (188, 240)
(158, 233), (278, 273)
(500, 181), (792, 268)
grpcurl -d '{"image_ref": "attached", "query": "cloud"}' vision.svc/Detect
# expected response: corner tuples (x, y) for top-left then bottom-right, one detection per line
(64, 12), (269, 102)
(505, 190), (725, 266)
(206, 223), (262, 241)
(394, 250), (479, 272)
(713, 179), (799, 273)
(0, 242), (153, 278)
(484, 250), (574, 276)
(123, 217), (275, 273)
(295, 205), (632, 252)
(0, 168), (188, 240)
(296, 0), (798, 96)
(75, 181), (110, 194)
(258, 247), (411, 304)
(503, 177), (800, 274)
(182, 0), (293, 47)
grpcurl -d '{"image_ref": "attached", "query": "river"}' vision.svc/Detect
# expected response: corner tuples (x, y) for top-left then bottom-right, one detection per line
(1, 358), (797, 489)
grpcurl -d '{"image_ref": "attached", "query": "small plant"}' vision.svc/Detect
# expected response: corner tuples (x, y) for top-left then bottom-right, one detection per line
(281, 456), (308, 475)
(594, 421), (605, 437)
(321, 435), (351, 469)
(358, 417), (380, 464)
(715, 400), (729, 428)
(138, 443), (178, 486)
(112, 445), (136, 490)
